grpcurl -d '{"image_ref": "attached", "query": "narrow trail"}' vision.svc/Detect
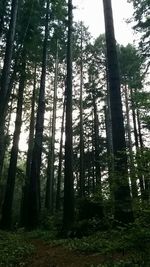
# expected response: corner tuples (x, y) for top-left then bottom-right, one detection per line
(26, 240), (125, 267)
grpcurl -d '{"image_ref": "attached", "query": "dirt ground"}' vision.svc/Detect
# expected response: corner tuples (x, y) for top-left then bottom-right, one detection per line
(26, 240), (124, 267)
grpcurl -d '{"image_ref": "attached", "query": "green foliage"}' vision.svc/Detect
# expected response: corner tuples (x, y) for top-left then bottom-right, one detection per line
(0, 231), (34, 267)
(128, 0), (150, 68)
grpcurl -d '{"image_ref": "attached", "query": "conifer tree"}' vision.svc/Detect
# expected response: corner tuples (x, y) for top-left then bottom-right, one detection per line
(103, 0), (133, 223)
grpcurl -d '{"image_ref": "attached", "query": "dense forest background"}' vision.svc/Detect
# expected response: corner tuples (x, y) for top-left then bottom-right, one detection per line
(0, 0), (149, 266)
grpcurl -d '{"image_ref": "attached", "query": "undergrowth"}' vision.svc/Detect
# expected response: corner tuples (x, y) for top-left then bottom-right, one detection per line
(0, 231), (34, 267)
(0, 210), (150, 267)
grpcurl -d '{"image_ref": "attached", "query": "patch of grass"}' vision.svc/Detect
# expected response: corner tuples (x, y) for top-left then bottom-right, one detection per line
(0, 231), (34, 267)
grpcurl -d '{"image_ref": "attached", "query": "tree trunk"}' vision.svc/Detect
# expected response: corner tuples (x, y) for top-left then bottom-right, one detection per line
(0, 61), (18, 178)
(91, 118), (96, 194)
(0, 51), (26, 229)
(103, 0), (133, 223)
(136, 108), (149, 201)
(124, 84), (138, 199)
(130, 88), (145, 200)
(0, 0), (18, 110)
(45, 40), (58, 213)
(56, 94), (65, 211)
(20, 66), (36, 226)
(79, 23), (85, 198)
(92, 92), (103, 217)
(25, 0), (49, 229)
(63, 0), (74, 232)
(0, 0), (18, 178)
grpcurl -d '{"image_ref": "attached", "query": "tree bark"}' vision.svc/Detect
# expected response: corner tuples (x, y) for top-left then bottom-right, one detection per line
(103, 0), (133, 223)
(92, 91), (103, 217)
(124, 84), (138, 199)
(56, 94), (65, 211)
(79, 23), (85, 197)
(0, 0), (18, 178)
(25, 0), (49, 229)
(20, 66), (36, 226)
(45, 40), (58, 213)
(63, 0), (74, 232)
(130, 88), (145, 200)
(0, 51), (26, 229)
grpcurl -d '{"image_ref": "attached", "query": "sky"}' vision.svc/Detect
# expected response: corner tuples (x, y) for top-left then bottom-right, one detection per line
(73, 0), (135, 45)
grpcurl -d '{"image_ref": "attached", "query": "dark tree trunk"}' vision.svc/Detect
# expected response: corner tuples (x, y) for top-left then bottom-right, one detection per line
(0, 94), (14, 177)
(92, 94), (102, 186)
(0, 0), (18, 178)
(20, 66), (36, 226)
(45, 41), (58, 213)
(25, 0), (49, 229)
(63, 0), (74, 232)
(0, 62), (18, 178)
(91, 119), (96, 194)
(104, 105), (113, 201)
(0, 51), (26, 229)
(136, 109), (149, 201)
(103, 0), (133, 223)
(56, 94), (65, 211)
(79, 24), (85, 198)
(130, 88), (145, 200)
(124, 85), (138, 199)
(104, 66), (114, 201)
(92, 92), (103, 217)
(0, 96), (13, 212)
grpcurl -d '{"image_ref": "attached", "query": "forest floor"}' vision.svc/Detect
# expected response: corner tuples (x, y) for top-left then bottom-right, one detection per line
(26, 239), (125, 267)
(0, 220), (150, 267)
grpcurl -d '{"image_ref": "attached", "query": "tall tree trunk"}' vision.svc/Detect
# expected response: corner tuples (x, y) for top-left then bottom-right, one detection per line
(136, 108), (149, 201)
(0, 96), (13, 213)
(104, 105), (113, 201)
(91, 118), (96, 194)
(92, 93), (102, 187)
(0, 61), (18, 178)
(0, 0), (18, 178)
(103, 0), (133, 223)
(25, 0), (49, 229)
(45, 41), (58, 213)
(63, 0), (74, 232)
(0, 94), (14, 181)
(124, 84), (138, 199)
(79, 23), (85, 198)
(105, 65), (114, 201)
(20, 66), (36, 226)
(92, 92), (103, 217)
(130, 88), (145, 200)
(56, 94), (65, 211)
(0, 51), (26, 229)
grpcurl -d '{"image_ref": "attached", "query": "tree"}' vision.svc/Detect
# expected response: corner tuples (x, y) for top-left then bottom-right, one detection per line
(79, 22), (85, 198)
(56, 94), (66, 211)
(102, 0), (133, 223)
(20, 65), (36, 226)
(63, 0), (74, 232)
(0, 0), (19, 177)
(128, 0), (150, 70)
(25, 0), (50, 229)
(0, 50), (26, 229)
(45, 40), (59, 213)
